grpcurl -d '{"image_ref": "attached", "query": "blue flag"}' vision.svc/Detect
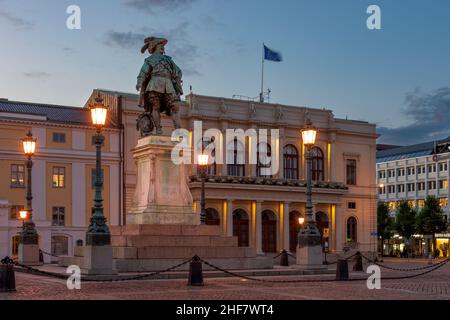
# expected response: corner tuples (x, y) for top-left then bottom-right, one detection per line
(264, 44), (282, 62)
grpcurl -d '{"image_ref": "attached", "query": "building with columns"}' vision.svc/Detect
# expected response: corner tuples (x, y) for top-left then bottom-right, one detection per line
(0, 89), (377, 261)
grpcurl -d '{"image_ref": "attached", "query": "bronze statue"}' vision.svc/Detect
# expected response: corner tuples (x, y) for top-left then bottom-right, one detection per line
(136, 37), (183, 136)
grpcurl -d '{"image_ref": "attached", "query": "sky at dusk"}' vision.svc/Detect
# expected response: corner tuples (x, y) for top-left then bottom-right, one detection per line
(0, 0), (449, 145)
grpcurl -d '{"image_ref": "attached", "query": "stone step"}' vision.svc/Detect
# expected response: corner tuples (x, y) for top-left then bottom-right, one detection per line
(114, 257), (273, 272)
(112, 246), (256, 259)
(110, 224), (222, 237)
(111, 235), (237, 247)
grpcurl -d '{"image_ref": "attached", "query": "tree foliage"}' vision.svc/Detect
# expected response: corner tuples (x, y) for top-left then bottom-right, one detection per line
(377, 201), (394, 240)
(416, 196), (448, 236)
(395, 200), (417, 240)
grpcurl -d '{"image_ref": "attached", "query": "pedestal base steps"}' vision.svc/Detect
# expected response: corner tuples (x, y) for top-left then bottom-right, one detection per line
(59, 225), (273, 272)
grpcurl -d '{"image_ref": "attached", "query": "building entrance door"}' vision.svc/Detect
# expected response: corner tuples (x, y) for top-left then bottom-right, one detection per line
(233, 209), (249, 247)
(262, 210), (277, 253)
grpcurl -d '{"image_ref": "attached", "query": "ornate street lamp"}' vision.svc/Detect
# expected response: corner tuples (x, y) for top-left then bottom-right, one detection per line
(86, 94), (110, 246)
(297, 118), (324, 269)
(20, 131), (38, 245)
(198, 154), (209, 225)
(298, 216), (305, 226)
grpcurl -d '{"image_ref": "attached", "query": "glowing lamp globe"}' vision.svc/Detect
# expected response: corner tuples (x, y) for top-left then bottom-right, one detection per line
(298, 217), (305, 225)
(90, 95), (108, 128)
(198, 154), (209, 166)
(19, 210), (28, 220)
(22, 131), (36, 156)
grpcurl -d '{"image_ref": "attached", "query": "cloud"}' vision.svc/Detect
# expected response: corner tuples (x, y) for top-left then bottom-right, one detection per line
(377, 87), (450, 145)
(23, 72), (51, 78)
(104, 22), (202, 76)
(124, 0), (197, 14)
(0, 11), (35, 30)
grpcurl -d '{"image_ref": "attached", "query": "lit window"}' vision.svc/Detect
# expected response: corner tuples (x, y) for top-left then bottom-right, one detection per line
(10, 164), (25, 188)
(439, 180), (448, 189)
(439, 198), (448, 208)
(347, 202), (356, 209)
(9, 205), (24, 220)
(388, 202), (396, 210)
(417, 199), (425, 208)
(52, 167), (65, 188)
(407, 200), (415, 208)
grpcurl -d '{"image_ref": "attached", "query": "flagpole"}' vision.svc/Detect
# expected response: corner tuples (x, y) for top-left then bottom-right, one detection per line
(260, 43), (264, 103)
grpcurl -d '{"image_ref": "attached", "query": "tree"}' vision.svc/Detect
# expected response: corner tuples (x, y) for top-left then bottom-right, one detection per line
(416, 196), (448, 256)
(377, 201), (394, 256)
(395, 200), (417, 255)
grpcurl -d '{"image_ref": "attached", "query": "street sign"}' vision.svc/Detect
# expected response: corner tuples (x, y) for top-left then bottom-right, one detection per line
(323, 228), (329, 238)
(370, 231), (378, 236)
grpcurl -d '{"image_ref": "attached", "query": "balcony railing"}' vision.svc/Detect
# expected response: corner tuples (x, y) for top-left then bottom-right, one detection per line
(189, 175), (348, 190)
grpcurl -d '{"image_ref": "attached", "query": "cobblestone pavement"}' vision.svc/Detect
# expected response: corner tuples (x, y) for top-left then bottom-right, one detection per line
(1, 258), (449, 300)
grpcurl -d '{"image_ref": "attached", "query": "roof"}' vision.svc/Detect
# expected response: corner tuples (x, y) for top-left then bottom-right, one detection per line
(376, 137), (450, 163)
(0, 99), (91, 125)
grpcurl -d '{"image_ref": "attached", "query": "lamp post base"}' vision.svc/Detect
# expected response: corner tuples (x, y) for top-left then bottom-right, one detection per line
(18, 243), (41, 266)
(296, 229), (326, 270)
(81, 245), (117, 275)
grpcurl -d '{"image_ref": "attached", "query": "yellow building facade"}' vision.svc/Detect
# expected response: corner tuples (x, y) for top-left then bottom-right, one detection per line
(0, 89), (378, 261)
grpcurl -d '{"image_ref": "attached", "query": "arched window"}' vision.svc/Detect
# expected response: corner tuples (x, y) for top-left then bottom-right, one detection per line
(310, 147), (324, 181)
(227, 139), (245, 176)
(346, 217), (357, 242)
(205, 208), (220, 225)
(283, 144), (298, 179)
(257, 143), (272, 177)
(197, 137), (216, 175)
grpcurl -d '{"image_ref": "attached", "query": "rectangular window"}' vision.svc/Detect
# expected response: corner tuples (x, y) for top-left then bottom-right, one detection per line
(91, 168), (104, 189)
(388, 201), (396, 210)
(407, 167), (415, 175)
(397, 168), (405, 177)
(9, 205), (24, 220)
(439, 198), (448, 208)
(52, 132), (66, 143)
(10, 164), (25, 188)
(428, 181), (436, 190)
(408, 200), (415, 208)
(378, 171), (385, 179)
(439, 180), (448, 189)
(417, 166), (425, 174)
(397, 184), (405, 193)
(417, 199), (425, 208)
(438, 163), (448, 172)
(52, 207), (65, 226)
(407, 183), (415, 192)
(428, 164), (436, 173)
(417, 182), (425, 191)
(347, 202), (356, 209)
(388, 169), (395, 178)
(52, 167), (65, 188)
(346, 159), (357, 185)
(388, 185), (395, 193)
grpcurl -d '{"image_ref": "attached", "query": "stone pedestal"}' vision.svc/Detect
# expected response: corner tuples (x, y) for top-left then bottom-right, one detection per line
(81, 245), (117, 275)
(295, 228), (326, 270)
(18, 244), (41, 266)
(127, 135), (198, 225)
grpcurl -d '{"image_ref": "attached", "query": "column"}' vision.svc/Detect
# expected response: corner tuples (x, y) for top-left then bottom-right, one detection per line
(335, 204), (343, 252)
(328, 204), (334, 252)
(283, 202), (290, 252)
(250, 201), (256, 248)
(226, 199), (233, 237)
(255, 200), (263, 255)
(328, 140), (335, 181)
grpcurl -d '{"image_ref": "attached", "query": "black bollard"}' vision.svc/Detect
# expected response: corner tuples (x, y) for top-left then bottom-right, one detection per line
(0, 257), (16, 292)
(279, 250), (289, 267)
(335, 259), (349, 281)
(188, 255), (204, 286)
(353, 251), (363, 272)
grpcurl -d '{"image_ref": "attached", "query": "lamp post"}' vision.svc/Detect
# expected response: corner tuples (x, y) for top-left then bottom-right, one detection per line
(81, 94), (116, 275)
(296, 118), (325, 269)
(18, 131), (40, 265)
(86, 95), (110, 246)
(198, 154), (209, 225)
